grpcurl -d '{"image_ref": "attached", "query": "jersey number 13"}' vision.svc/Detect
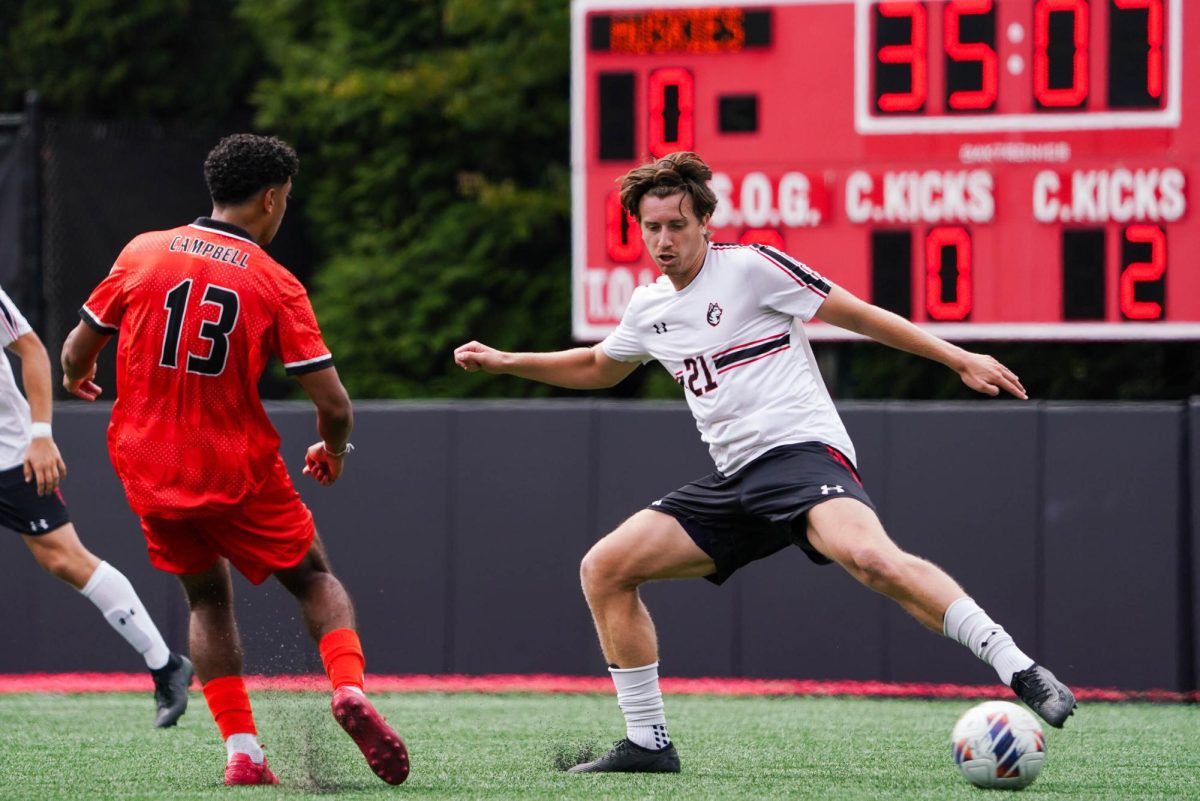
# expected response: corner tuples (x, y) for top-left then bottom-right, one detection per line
(159, 279), (240, 376)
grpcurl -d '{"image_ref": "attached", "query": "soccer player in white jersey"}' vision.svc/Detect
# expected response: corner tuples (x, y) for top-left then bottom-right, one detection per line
(0, 284), (192, 726)
(454, 152), (1076, 773)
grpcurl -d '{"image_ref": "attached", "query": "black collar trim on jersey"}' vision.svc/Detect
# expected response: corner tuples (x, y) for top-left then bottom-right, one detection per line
(191, 217), (257, 245)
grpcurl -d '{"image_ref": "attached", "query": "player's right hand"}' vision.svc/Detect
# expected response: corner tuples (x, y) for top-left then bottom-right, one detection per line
(453, 341), (505, 374)
(63, 364), (103, 400)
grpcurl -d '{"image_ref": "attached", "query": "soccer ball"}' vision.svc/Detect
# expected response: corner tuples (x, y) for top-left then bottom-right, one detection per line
(951, 701), (1046, 790)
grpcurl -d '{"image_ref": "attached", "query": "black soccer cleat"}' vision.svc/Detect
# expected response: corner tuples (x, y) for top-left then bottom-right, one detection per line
(567, 738), (681, 774)
(151, 653), (193, 728)
(1010, 663), (1077, 728)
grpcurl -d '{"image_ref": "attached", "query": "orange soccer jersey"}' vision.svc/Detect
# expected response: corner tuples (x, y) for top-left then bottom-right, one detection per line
(81, 218), (332, 517)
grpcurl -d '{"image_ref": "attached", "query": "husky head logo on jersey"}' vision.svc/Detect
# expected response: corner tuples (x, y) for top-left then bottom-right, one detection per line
(706, 302), (723, 327)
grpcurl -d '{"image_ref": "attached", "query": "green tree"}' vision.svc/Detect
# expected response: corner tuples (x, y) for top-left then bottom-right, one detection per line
(240, 0), (577, 398)
(238, 0), (1196, 402)
(2, 0), (1191, 401)
(0, 0), (258, 119)
(827, 339), (1200, 401)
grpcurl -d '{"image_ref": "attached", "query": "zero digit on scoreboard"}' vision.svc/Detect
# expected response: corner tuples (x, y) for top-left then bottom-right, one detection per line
(573, 0), (1192, 341)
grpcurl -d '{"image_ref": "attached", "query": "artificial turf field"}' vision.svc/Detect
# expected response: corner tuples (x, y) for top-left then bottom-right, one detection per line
(0, 691), (1195, 800)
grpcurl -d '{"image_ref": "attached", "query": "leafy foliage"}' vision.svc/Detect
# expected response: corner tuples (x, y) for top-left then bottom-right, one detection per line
(0, 0), (1193, 400)
(825, 340), (1200, 400)
(0, 0), (258, 119)
(239, 0), (576, 397)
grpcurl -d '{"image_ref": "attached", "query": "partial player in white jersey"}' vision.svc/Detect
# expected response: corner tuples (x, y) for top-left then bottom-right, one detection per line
(454, 152), (1076, 773)
(0, 285), (192, 726)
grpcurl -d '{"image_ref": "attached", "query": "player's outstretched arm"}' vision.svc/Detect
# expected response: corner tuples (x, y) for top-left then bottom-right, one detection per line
(61, 321), (109, 401)
(295, 366), (353, 486)
(7, 331), (67, 495)
(815, 286), (1028, 400)
(454, 341), (638, 390)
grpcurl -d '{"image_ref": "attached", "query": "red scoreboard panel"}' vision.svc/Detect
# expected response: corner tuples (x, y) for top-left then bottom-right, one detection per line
(570, 0), (1193, 341)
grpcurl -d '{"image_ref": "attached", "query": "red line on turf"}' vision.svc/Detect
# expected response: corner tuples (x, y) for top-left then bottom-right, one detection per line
(0, 673), (1195, 703)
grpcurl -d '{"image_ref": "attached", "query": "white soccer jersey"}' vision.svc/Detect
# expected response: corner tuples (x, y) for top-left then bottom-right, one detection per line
(602, 242), (855, 475)
(0, 286), (34, 470)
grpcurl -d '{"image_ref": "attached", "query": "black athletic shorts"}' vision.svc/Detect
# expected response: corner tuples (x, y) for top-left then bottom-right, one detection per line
(649, 441), (876, 585)
(0, 464), (71, 536)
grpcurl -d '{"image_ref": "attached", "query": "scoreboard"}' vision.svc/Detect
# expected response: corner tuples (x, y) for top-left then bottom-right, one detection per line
(570, 0), (1193, 340)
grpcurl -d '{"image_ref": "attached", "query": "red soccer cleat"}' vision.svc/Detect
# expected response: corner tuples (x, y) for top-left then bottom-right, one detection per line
(224, 753), (280, 786)
(331, 687), (409, 785)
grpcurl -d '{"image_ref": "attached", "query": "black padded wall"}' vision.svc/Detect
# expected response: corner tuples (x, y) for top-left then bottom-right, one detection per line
(0, 400), (1191, 693)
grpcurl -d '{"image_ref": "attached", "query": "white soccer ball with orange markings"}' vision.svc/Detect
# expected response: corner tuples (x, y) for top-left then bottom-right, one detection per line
(951, 701), (1046, 790)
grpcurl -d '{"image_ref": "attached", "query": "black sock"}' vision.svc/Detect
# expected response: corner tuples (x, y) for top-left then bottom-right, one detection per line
(150, 652), (181, 676)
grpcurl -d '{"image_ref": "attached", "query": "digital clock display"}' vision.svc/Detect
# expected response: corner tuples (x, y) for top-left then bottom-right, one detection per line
(571, 0), (1193, 340)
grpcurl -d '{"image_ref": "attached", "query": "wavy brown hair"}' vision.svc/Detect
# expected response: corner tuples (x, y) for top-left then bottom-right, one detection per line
(618, 151), (718, 222)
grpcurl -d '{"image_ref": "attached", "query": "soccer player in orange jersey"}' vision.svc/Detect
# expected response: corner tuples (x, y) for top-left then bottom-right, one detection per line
(61, 134), (408, 787)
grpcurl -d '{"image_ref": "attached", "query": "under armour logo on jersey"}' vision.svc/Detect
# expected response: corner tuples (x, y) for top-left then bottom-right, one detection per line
(706, 302), (723, 326)
(821, 484), (844, 495)
(653, 322), (669, 334)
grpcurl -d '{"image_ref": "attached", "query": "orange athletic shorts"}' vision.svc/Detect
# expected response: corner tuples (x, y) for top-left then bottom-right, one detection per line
(140, 458), (315, 585)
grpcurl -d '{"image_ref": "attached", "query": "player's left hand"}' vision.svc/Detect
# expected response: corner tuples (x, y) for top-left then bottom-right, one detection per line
(957, 352), (1028, 399)
(23, 437), (67, 496)
(302, 440), (345, 486)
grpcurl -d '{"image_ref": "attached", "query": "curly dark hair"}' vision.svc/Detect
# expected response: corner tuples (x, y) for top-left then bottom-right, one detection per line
(203, 133), (299, 205)
(618, 151), (718, 221)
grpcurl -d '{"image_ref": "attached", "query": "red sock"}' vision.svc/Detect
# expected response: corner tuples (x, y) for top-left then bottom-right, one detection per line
(202, 675), (257, 738)
(319, 628), (365, 691)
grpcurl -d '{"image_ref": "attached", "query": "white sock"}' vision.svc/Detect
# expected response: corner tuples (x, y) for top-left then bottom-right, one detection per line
(610, 662), (671, 750)
(943, 597), (1035, 686)
(80, 561), (171, 670)
(226, 733), (264, 764)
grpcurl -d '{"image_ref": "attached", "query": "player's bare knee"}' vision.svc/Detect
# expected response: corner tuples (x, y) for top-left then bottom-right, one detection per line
(29, 535), (85, 581)
(579, 547), (613, 597)
(274, 545), (335, 593)
(845, 545), (905, 593)
(36, 548), (74, 580)
(278, 567), (325, 600)
(580, 543), (639, 597)
(184, 586), (231, 611)
(179, 570), (234, 610)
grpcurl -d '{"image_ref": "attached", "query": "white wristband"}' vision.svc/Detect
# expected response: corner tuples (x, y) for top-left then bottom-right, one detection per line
(29, 422), (52, 439)
(323, 441), (354, 457)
